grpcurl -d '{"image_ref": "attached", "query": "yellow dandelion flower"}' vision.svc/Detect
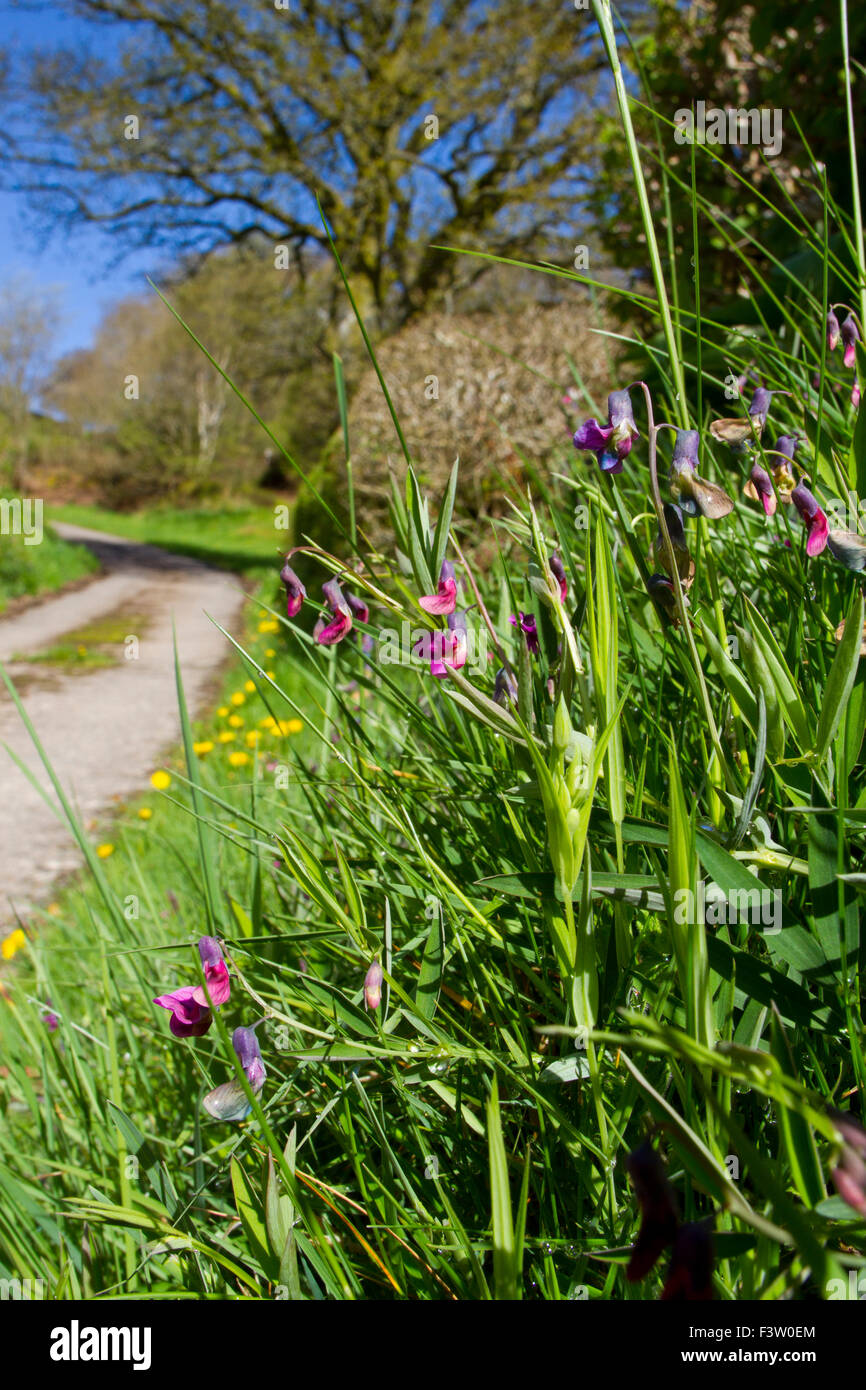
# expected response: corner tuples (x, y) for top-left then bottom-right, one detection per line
(138, 807), (153, 820)
(228, 714), (244, 729)
(193, 740), (214, 755)
(218, 731), (236, 744)
(265, 670), (275, 680)
(150, 770), (171, 791)
(265, 648), (276, 658)
(228, 751), (250, 767)
(259, 716), (277, 730)
(277, 718), (304, 736)
(230, 692), (245, 707)
(217, 706), (229, 717)
(1, 929), (27, 960)
(244, 679), (256, 693)
(258, 620), (279, 634)
(96, 843), (115, 859)
(245, 731), (260, 747)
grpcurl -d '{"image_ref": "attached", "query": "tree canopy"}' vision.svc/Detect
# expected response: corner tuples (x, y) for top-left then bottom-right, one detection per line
(3, 0), (645, 328)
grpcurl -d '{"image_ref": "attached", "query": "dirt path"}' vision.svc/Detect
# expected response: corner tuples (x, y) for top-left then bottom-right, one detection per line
(0, 523), (246, 925)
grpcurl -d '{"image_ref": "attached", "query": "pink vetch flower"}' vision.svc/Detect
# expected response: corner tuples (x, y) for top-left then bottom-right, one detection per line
(153, 936), (230, 1038)
(364, 961), (383, 1010)
(744, 463), (777, 517)
(314, 578), (353, 645)
(192, 935), (231, 1008)
(573, 388), (639, 474)
(853, 380), (861, 409)
(279, 561), (306, 618)
(827, 308), (841, 353)
(549, 553), (568, 604)
(413, 610), (468, 677)
(510, 611), (539, 655)
(153, 985), (212, 1038)
(419, 560), (458, 615)
(841, 314), (861, 370)
(829, 1109), (866, 1216)
(791, 484), (829, 557)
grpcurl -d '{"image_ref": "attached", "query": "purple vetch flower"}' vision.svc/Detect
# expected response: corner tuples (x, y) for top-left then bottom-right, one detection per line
(853, 380), (861, 409)
(709, 388), (786, 450)
(493, 667), (519, 705)
(549, 553), (568, 604)
(364, 961), (383, 1010)
(747, 387), (776, 430)
(625, 1141), (680, 1282)
(827, 530), (866, 571)
(827, 309), (841, 353)
(573, 388), (639, 473)
(650, 504), (694, 586)
(279, 560), (306, 618)
(744, 463), (777, 517)
(203, 1024), (267, 1122)
(661, 1222), (714, 1301)
(771, 433), (801, 464)
(314, 578), (353, 645)
(42, 998), (59, 1032)
(791, 484), (829, 557)
(419, 560), (458, 615)
(828, 1110), (866, 1216)
(510, 611), (539, 655)
(647, 573), (678, 619)
(841, 314), (861, 370)
(668, 429), (734, 520)
(345, 590), (370, 625)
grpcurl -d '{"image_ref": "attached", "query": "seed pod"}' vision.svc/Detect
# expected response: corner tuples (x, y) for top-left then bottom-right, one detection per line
(736, 626), (785, 758)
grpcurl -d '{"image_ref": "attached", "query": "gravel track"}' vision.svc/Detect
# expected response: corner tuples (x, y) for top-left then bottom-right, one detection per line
(0, 523), (245, 924)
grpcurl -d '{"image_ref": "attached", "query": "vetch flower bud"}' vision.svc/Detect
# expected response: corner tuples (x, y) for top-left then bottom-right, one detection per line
(280, 561), (306, 618)
(364, 961), (384, 1011)
(314, 578), (353, 645)
(841, 314), (861, 370)
(553, 695), (572, 755)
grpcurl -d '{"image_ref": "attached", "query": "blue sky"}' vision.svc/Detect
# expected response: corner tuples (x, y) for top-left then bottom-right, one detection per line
(0, 1), (157, 361)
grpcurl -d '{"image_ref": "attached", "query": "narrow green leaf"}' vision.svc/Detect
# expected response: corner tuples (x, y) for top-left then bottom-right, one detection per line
(487, 1078), (518, 1300)
(816, 589), (865, 762)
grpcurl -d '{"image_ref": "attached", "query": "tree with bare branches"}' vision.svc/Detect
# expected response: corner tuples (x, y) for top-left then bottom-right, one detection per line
(2, 0), (644, 330)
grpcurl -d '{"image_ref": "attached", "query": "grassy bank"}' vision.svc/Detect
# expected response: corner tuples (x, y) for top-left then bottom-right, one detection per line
(0, 523), (101, 614)
(48, 501), (285, 577)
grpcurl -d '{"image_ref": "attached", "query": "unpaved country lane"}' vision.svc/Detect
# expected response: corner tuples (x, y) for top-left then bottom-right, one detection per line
(0, 522), (246, 923)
